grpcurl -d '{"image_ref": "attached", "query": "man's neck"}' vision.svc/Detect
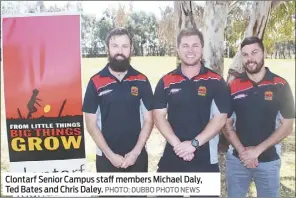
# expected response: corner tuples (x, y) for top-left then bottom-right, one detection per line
(181, 62), (202, 79)
(247, 67), (266, 83)
(108, 67), (128, 81)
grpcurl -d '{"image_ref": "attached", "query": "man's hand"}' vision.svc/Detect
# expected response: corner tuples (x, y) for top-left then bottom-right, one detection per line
(107, 153), (125, 168)
(239, 146), (261, 165)
(120, 151), (140, 169)
(243, 159), (259, 168)
(183, 153), (194, 161)
(174, 141), (196, 158)
(237, 148), (258, 169)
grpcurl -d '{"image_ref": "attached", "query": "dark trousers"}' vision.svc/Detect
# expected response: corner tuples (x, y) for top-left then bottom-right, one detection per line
(96, 149), (148, 172)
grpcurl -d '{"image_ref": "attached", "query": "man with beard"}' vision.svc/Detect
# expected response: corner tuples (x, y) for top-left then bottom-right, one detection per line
(153, 28), (231, 173)
(82, 27), (154, 172)
(224, 36), (294, 197)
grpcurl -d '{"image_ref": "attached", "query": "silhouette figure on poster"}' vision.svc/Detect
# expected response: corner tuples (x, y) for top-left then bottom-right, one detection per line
(27, 89), (42, 119)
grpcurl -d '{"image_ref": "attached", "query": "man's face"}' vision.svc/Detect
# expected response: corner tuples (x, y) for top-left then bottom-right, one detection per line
(108, 34), (131, 72)
(177, 35), (203, 66)
(241, 43), (264, 74)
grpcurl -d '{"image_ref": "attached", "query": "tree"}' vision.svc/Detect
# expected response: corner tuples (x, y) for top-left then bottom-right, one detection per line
(1, 1), (21, 15)
(174, 1), (232, 75)
(127, 11), (157, 56)
(157, 6), (175, 56)
(202, 2), (230, 75)
(227, 1), (280, 83)
(263, 1), (295, 58)
(174, 1), (197, 32)
(224, 1), (252, 57)
(113, 3), (129, 27)
(174, 1), (197, 64)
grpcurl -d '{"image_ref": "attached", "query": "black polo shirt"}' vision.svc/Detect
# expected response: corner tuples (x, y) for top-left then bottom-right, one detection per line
(228, 67), (295, 162)
(153, 64), (231, 166)
(82, 64), (153, 156)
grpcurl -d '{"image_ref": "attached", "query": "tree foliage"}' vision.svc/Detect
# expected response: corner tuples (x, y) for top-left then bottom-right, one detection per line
(263, 1), (295, 57)
(1, 1), (294, 58)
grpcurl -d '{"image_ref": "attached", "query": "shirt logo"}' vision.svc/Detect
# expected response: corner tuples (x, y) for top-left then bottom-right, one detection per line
(98, 89), (113, 96)
(198, 86), (207, 96)
(265, 91), (273, 100)
(131, 86), (138, 96)
(169, 88), (181, 95)
(234, 93), (248, 100)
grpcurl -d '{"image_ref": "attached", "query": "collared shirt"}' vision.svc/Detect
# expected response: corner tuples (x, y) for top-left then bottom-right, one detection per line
(82, 64), (153, 156)
(228, 67), (295, 162)
(153, 64), (231, 165)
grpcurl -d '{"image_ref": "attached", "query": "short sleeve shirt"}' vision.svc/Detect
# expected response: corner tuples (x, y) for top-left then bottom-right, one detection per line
(228, 67), (295, 162)
(153, 64), (231, 165)
(82, 64), (153, 155)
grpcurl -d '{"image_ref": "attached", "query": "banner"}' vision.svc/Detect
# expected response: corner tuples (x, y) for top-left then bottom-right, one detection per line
(1, 13), (86, 172)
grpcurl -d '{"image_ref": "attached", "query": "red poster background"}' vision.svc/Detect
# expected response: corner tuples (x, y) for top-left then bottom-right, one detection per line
(2, 15), (82, 119)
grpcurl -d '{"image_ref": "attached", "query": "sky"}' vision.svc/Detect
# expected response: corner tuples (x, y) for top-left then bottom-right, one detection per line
(43, 1), (205, 19)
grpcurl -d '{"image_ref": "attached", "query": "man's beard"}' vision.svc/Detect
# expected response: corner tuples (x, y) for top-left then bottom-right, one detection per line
(243, 58), (264, 74)
(108, 54), (131, 72)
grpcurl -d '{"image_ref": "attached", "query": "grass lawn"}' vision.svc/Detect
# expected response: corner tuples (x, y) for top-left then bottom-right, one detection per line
(1, 57), (295, 197)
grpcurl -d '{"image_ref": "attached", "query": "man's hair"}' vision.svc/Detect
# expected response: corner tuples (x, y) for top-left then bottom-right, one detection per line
(106, 27), (132, 48)
(240, 36), (264, 52)
(177, 28), (204, 47)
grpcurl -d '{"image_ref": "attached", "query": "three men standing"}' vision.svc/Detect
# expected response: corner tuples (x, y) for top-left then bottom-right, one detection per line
(82, 26), (294, 197)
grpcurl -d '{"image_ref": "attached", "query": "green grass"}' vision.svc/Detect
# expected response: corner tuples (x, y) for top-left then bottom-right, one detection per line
(1, 57), (295, 197)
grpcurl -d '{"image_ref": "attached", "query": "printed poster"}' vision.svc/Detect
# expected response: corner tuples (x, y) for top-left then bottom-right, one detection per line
(2, 14), (86, 172)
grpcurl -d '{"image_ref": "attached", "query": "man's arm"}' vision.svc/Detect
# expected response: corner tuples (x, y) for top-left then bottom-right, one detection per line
(152, 78), (181, 147)
(240, 118), (294, 163)
(121, 78), (154, 168)
(121, 110), (154, 168)
(257, 119), (294, 153)
(195, 113), (227, 146)
(132, 78), (155, 153)
(85, 113), (124, 168)
(132, 111), (154, 154)
(153, 78), (193, 161)
(174, 77), (230, 157)
(224, 117), (245, 154)
(240, 82), (295, 163)
(153, 108), (181, 147)
(83, 79), (124, 168)
(174, 113), (227, 157)
(84, 113), (114, 159)
(224, 117), (258, 168)
(154, 108), (194, 161)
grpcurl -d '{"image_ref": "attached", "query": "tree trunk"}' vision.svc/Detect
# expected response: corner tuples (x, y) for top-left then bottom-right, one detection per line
(174, 1), (197, 65)
(174, 1), (197, 34)
(202, 2), (230, 75)
(227, 1), (277, 83)
(175, 1), (230, 153)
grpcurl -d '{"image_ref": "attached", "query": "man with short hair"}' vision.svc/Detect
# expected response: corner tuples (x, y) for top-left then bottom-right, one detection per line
(82, 27), (154, 172)
(153, 28), (231, 172)
(224, 36), (295, 197)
